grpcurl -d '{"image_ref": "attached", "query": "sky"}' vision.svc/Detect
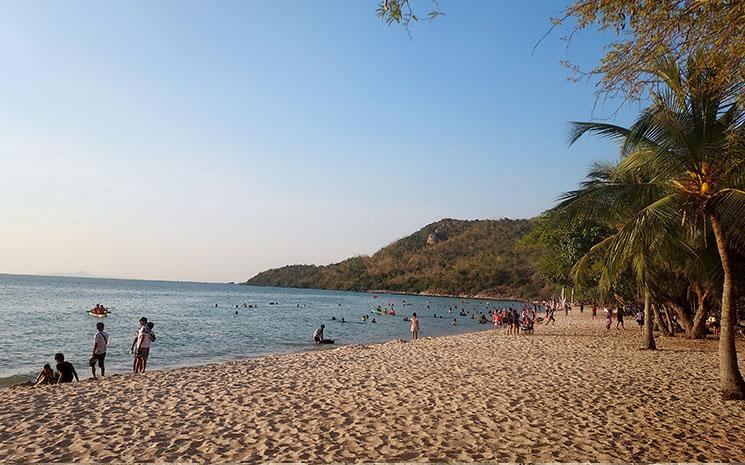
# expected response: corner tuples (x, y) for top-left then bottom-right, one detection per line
(0, 1), (639, 283)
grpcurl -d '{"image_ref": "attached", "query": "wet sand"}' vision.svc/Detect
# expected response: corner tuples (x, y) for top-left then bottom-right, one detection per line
(1, 311), (744, 463)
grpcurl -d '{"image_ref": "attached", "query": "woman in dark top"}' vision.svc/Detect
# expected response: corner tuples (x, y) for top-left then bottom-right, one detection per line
(54, 353), (79, 384)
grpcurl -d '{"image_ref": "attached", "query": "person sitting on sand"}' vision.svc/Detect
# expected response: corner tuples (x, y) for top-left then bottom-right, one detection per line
(314, 324), (325, 344)
(736, 319), (745, 338)
(34, 364), (56, 386)
(54, 353), (79, 384)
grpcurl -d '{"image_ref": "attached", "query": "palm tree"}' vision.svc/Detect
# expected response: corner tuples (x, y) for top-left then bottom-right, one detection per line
(550, 51), (745, 399)
(558, 161), (671, 351)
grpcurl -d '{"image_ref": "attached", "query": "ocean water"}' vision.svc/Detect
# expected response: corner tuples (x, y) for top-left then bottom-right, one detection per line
(0, 274), (524, 386)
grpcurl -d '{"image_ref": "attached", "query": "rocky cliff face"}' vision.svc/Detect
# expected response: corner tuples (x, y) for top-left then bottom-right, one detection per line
(426, 230), (447, 245)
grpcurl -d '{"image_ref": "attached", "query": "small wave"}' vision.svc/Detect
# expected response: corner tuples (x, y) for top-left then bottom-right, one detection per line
(0, 372), (35, 388)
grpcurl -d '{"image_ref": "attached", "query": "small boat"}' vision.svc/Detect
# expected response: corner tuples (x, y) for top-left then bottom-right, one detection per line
(88, 311), (108, 318)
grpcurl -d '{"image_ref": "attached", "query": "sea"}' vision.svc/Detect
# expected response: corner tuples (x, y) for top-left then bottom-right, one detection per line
(0, 273), (525, 386)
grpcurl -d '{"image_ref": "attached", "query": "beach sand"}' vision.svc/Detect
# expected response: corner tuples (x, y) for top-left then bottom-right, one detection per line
(1, 311), (744, 463)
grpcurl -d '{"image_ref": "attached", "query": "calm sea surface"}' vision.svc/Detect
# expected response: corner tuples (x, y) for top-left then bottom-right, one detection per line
(0, 274), (523, 386)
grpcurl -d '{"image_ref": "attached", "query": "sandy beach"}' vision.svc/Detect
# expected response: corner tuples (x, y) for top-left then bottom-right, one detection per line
(1, 311), (744, 463)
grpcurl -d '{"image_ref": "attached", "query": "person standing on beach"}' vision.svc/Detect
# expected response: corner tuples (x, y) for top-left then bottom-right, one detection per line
(635, 308), (644, 331)
(604, 307), (612, 330)
(54, 353), (79, 384)
(410, 313), (419, 340)
(591, 304), (598, 320)
(90, 322), (109, 379)
(616, 305), (625, 330)
(132, 317), (153, 373)
(146, 322), (156, 360)
(511, 308), (521, 335)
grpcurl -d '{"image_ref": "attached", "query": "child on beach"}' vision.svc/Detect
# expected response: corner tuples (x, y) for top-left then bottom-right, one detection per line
(635, 309), (644, 330)
(33, 364), (56, 386)
(410, 313), (419, 340)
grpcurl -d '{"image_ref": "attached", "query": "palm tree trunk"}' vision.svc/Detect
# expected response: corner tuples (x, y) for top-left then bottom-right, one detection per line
(668, 302), (692, 335)
(709, 212), (745, 400)
(663, 305), (676, 335)
(690, 288), (709, 339)
(643, 288), (656, 350)
(653, 304), (671, 337)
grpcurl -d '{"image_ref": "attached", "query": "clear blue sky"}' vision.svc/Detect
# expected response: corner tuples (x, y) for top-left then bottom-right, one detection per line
(0, 1), (637, 282)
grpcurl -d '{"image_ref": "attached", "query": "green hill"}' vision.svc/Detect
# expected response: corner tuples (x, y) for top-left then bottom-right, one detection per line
(244, 218), (551, 299)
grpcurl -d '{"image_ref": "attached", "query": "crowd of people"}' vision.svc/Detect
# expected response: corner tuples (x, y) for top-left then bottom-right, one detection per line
(28, 314), (157, 387)
(490, 305), (537, 334)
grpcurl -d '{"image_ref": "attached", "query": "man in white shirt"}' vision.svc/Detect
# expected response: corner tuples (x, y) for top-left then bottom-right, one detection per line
(90, 322), (109, 379)
(132, 317), (153, 373)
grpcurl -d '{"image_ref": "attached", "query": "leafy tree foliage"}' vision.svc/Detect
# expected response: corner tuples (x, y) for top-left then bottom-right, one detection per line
(246, 218), (552, 299)
(378, 1), (745, 106)
(548, 51), (745, 399)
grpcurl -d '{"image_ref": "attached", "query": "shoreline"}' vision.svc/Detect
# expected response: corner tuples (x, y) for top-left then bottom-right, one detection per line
(242, 282), (536, 303)
(3, 325), (495, 390)
(3, 311), (744, 462)
(366, 288), (534, 302)
(2, 308), (506, 389)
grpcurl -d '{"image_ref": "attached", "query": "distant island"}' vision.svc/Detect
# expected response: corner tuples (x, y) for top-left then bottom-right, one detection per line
(244, 218), (552, 300)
